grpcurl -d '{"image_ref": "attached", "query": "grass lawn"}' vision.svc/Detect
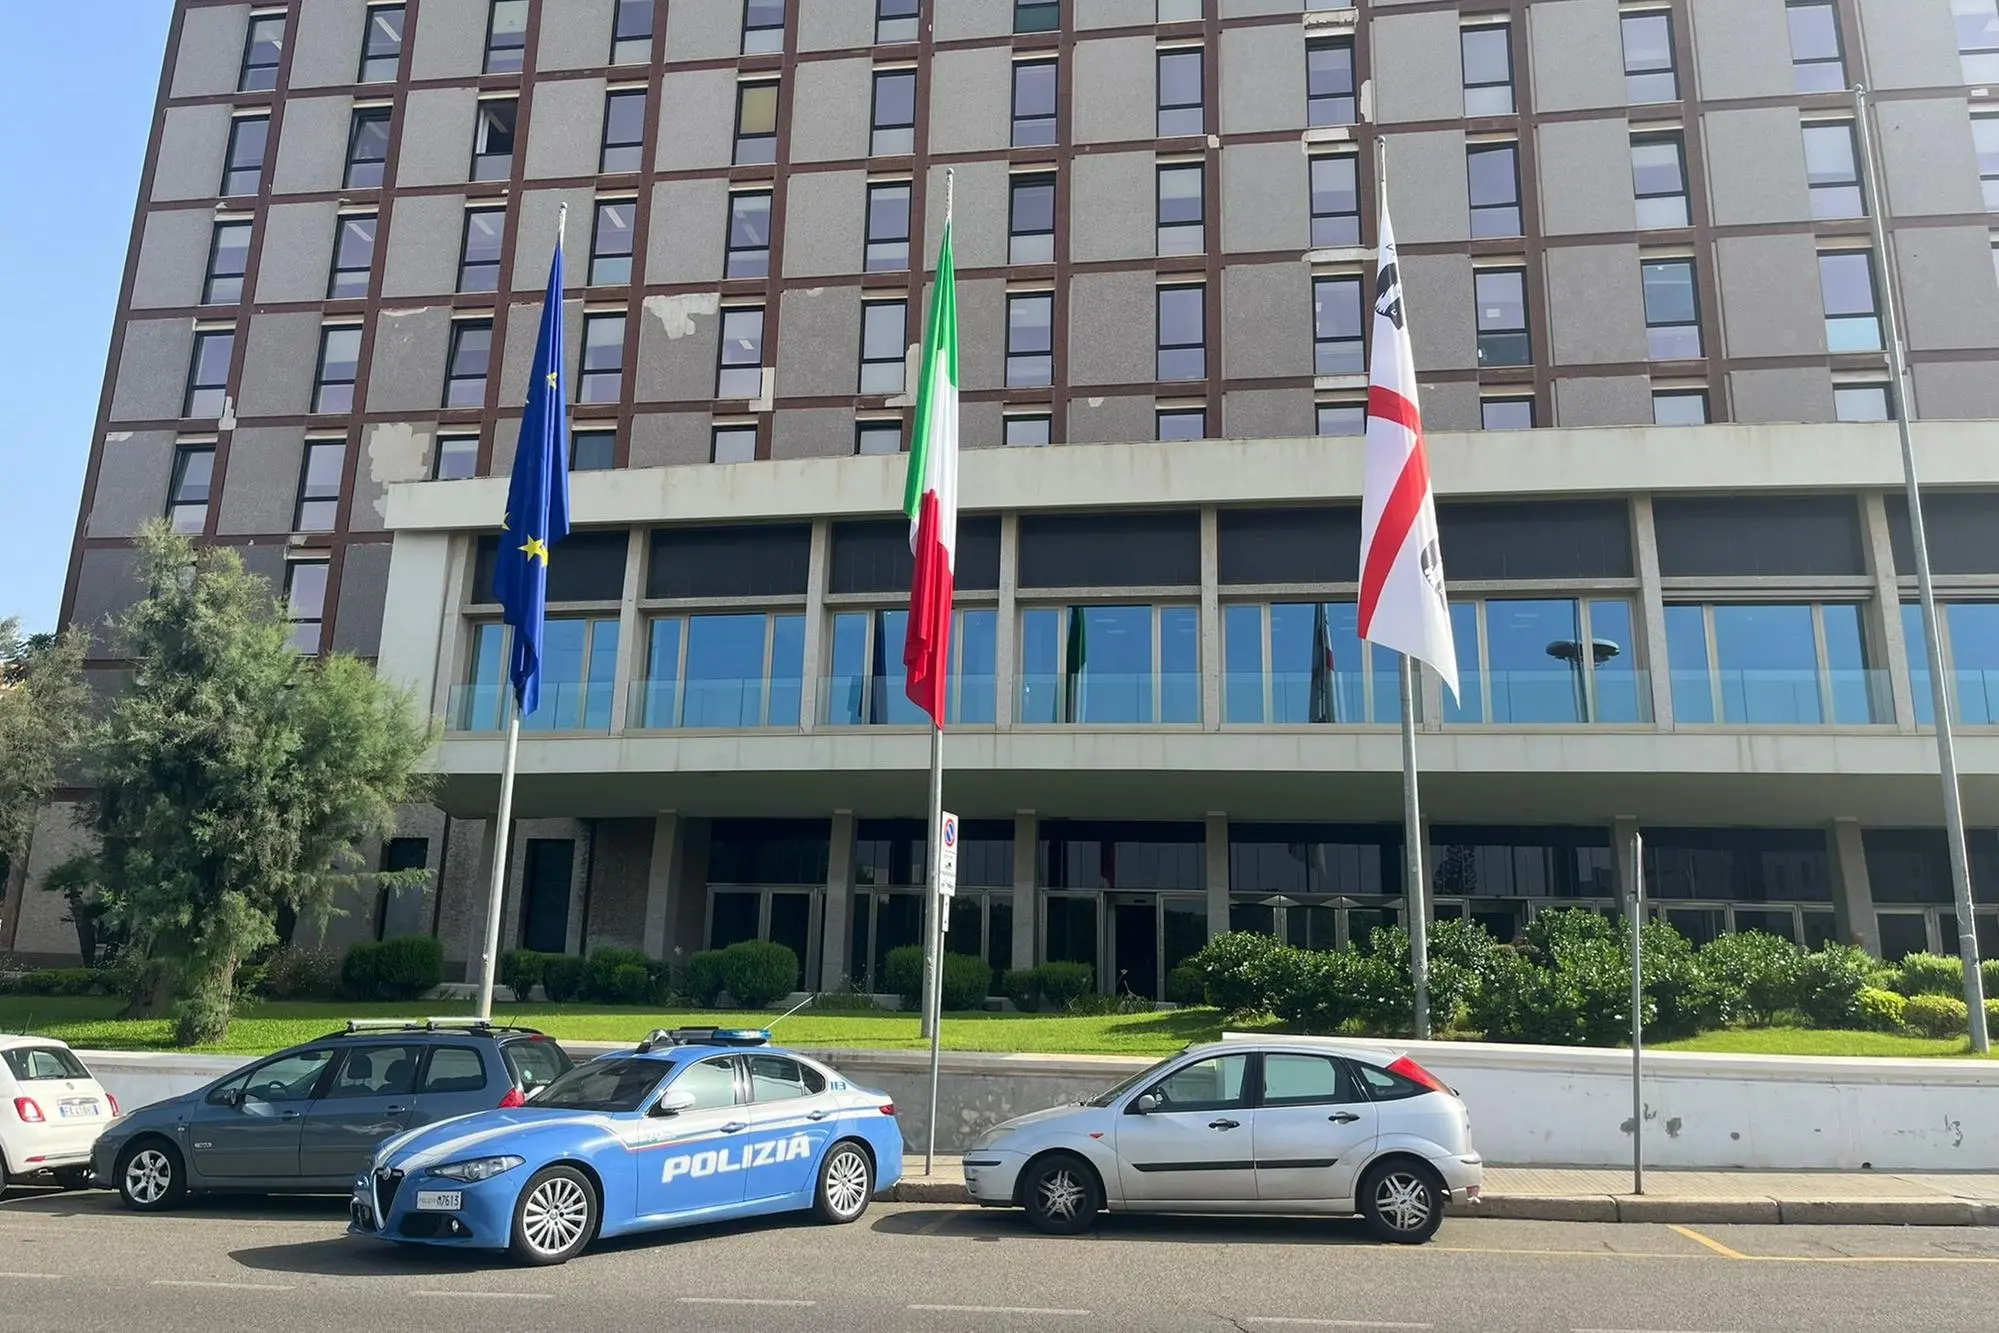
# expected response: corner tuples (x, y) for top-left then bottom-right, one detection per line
(1653, 1027), (1995, 1059)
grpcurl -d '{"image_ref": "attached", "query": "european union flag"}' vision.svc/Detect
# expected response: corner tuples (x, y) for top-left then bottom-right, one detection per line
(492, 230), (571, 717)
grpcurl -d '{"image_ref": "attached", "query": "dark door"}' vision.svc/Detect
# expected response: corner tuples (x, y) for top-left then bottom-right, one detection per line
(299, 1042), (420, 1182)
(522, 839), (574, 953)
(768, 891), (813, 989)
(1113, 898), (1158, 1001)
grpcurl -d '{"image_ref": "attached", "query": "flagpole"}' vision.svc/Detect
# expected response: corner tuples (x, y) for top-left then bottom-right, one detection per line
(920, 168), (955, 1172)
(1399, 656), (1431, 1039)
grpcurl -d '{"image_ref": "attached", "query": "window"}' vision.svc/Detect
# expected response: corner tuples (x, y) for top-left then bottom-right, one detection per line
(1310, 154), (1359, 248)
(1631, 134), (1689, 229)
(1621, 10), (1678, 103)
(743, 0), (785, 53)
(166, 444), (215, 533)
(360, 4), (405, 82)
(856, 420), (902, 454)
(1013, 61), (1058, 148)
(1307, 38), (1356, 127)
(434, 433), (478, 480)
(635, 612), (805, 728)
(474, 98), (517, 180)
(878, 0), (920, 43)
(1902, 601), (1999, 725)
(1444, 598), (1644, 725)
(1467, 143), (1521, 238)
(1481, 397), (1534, 430)
(1976, 116), (1999, 208)
(312, 325), (362, 413)
(601, 89), (646, 173)
(1957, 0), (1999, 83)
(1667, 601), (1882, 725)
(1262, 1053), (1359, 1106)
(185, 329), (233, 417)
(571, 429), (614, 471)
(1157, 48), (1202, 137)
(1641, 258), (1701, 359)
(712, 424), (757, 463)
(1313, 275), (1364, 375)
(445, 321), (493, 408)
(344, 107), (390, 189)
(1803, 122), (1864, 219)
(240, 12), (284, 91)
(1157, 407), (1204, 441)
(1461, 23), (1515, 116)
(1006, 413), (1051, 446)
(221, 1049), (334, 1105)
(419, 1047), (486, 1094)
(714, 190), (770, 280)
(466, 616), (625, 731)
(222, 115), (268, 196)
(485, 0), (528, 74)
(458, 207), (505, 292)
(1787, 2), (1846, 93)
(1317, 401), (1365, 436)
(613, 0), (653, 62)
(748, 1055), (824, 1102)
(295, 439), (344, 531)
(328, 212), (376, 299)
(285, 561), (330, 654)
(203, 221), (250, 304)
(717, 306), (766, 398)
(865, 181), (910, 271)
(1820, 250), (1883, 352)
(871, 69), (916, 155)
(1016, 0), (1060, 33)
(1145, 1054), (1248, 1112)
(1006, 292), (1053, 387)
(1474, 268), (1530, 367)
(1157, 163), (1203, 255)
(736, 82), (779, 165)
(1835, 382), (1894, 421)
(860, 300), (907, 394)
(1157, 284), (1204, 381)
(2, 1047), (92, 1083)
(589, 200), (635, 285)
(579, 314), (626, 404)
(1653, 389), (1709, 425)
(1020, 605), (1201, 724)
(1010, 173), (1056, 264)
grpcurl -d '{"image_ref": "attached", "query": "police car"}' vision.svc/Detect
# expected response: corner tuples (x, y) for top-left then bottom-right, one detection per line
(349, 1028), (903, 1265)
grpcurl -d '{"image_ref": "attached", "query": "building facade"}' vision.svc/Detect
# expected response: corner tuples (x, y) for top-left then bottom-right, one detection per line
(14, 0), (1999, 994)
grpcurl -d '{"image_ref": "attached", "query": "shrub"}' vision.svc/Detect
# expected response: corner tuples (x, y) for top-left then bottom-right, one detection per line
(1988, 998), (1999, 1033)
(1696, 931), (1805, 1026)
(1466, 939), (1639, 1048)
(882, 945), (925, 1011)
(9, 967), (104, 997)
(1521, 908), (1618, 967)
(1639, 920), (1724, 1041)
(1796, 943), (1876, 1029)
(681, 950), (726, 1007)
(1258, 945), (1335, 1027)
(371, 935), (444, 1002)
(541, 954), (588, 1003)
(498, 949), (546, 1002)
(261, 947), (341, 1000)
(721, 940), (798, 1008)
(1165, 963), (1205, 1007)
(1904, 992), (1970, 1038)
(1001, 967), (1041, 1011)
(1182, 931), (1286, 1017)
(1420, 917), (1506, 1031)
(1897, 952), (1964, 998)
(941, 952), (993, 1011)
(606, 962), (652, 1005)
(340, 941), (381, 1000)
(1037, 961), (1094, 1008)
(585, 947), (656, 1003)
(809, 985), (882, 1013)
(1854, 986), (1908, 1034)
(1984, 959), (1999, 999)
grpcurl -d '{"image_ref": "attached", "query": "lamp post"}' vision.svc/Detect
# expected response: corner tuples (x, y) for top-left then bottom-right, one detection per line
(1546, 638), (1622, 723)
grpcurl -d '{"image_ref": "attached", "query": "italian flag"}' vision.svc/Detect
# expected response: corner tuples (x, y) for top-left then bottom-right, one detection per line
(901, 215), (959, 728)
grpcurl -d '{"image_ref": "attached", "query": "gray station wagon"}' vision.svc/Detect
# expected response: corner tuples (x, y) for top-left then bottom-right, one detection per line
(90, 1019), (572, 1210)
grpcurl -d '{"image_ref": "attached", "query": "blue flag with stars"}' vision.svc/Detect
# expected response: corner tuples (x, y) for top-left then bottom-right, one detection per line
(493, 231), (571, 717)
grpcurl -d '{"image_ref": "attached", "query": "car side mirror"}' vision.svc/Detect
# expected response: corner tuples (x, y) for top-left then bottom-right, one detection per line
(1131, 1093), (1160, 1115)
(651, 1088), (697, 1118)
(209, 1087), (244, 1108)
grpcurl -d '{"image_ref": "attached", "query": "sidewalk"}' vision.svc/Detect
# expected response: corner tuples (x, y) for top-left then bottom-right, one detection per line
(890, 1159), (1999, 1226)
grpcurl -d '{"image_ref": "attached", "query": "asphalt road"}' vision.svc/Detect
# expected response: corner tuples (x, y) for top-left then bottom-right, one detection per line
(1, 1186), (1997, 1332)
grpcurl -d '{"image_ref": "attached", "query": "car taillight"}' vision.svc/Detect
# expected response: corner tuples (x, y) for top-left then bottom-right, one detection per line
(108, 1093), (121, 1117)
(1385, 1055), (1449, 1095)
(498, 1086), (526, 1109)
(14, 1097), (44, 1123)
(879, 1102), (896, 1116)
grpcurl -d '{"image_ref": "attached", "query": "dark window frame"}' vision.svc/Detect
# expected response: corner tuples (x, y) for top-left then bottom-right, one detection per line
(457, 206), (506, 293)
(579, 312), (627, 404)
(294, 438), (345, 532)
(864, 181), (911, 272)
(222, 114), (269, 196)
(1466, 141), (1522, 238)
(1157, 406), (1206, 441)
(1819, 249), (1884, 353)
(1310, 152), (1360, 247)
(1157, 161), (1204, 256)
(311, 324), (363, 414)
(1652, 388), (1710, 425)
(1307, 36), (1357, 128)
(167, 443), (216, 533)
(1156, 47), (1204, 137)
(1473, 266), (1531, 368)
(284, 560), (331, 655)
(1010, 172), (1057, 264)
(734, 81), (781, 166)
(1006, 291), (1054, 388)
(444, 319), (495, 409)
(484, 0), (529, 74)
(1802, 120), (1865, 220)
(855, 419), (903, 455)
(743, 0), (786, 54)
(612, 0), (653, 62)
(433, 432), (479, 480)
(1015, 0), (1060, 34)
(859, 298), (908, 395)
(1834, 381), (1895, 422)
(203, 220), (252, 305)
(1155, 282), (1206, 382)
(870, 68), (918, 156)
(185, 328), (234, 418)
(344, 106), (391, 189)
(1313, 273), (1365, 375)
(727, 189), (775, 279)
(1621, 9), (1680, 104)
(588, 198), (636, 286)
(1480, 396), (1535, 430)
(1631, 132), (1691, 230)
(1012, 59), (1058, 148)
(1641, 257), (1703, 361)
(570, 428), (616, 471)
(1786, 0), (1847, 93)
(712, 423), (758, 463)
(1460, 22), (1515, 116)
(239, 12), (285, 92)
(877, 0), (920, 44)
(717, 305), (767, 399)
(328, 211), (378, 299)
(1005, 413), (1052, 446)
(472, 96), (518, 181)
(601, 88), (646, 173)
(360, 3), (406, 83)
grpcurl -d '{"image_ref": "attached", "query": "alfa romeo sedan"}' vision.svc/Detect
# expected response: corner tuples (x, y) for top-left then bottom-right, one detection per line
(961, 1037), (1482, 1243)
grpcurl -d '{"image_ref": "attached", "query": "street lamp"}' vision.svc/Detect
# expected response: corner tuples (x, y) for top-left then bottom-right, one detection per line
(1546, 638), (1622, 722)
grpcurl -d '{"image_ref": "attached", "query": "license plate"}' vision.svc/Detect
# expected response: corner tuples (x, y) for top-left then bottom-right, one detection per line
(58, 1100), (99, 1118)
(415, 1190), (462, 1212)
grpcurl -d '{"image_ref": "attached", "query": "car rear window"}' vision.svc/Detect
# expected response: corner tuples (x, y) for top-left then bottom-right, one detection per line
(421, 1046), (487, 1094)
(501, 1036), (572, 1093)
(4, 1047), (90, 1082)
(1356, 1062), (1428, 1102)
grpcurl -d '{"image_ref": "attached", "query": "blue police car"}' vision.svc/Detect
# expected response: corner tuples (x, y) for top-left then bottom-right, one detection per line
(349, 1028), (904, 1265)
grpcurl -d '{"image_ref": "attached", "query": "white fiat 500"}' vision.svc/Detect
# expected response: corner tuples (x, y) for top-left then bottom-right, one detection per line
(0, 1037), (119, 1191)
(961, 1038), (1481, 1243)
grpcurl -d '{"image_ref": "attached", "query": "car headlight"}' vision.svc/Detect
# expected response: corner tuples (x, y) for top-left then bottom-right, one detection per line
(429, 1154), (525, 1183)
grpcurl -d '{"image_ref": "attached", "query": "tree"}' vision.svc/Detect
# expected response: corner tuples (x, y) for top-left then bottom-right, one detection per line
(0, 618), (91, 872)
(86, 524), (436, 1044)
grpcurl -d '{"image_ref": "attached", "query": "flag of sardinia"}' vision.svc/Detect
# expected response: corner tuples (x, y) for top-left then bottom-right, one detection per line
(900, 215), (959, 728)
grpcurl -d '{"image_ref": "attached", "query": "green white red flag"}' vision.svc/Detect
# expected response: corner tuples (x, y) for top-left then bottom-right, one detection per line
(901, 214), (959, 728)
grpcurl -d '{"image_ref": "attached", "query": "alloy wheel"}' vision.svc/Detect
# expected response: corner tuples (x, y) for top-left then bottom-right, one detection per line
(824, 1148), (870, 1218)
(125, 1149), (172, 1205)
(1035, 1166), (1087, 1222)
(521, 1175), (590, 1256)
(1372, 1170), (1433, 1233)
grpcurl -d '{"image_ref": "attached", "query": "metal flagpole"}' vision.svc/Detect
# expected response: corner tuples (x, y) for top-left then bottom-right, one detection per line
(1853, 86), (1989, 1051)
(924, 723), (945, 1172)
(1630, 828), (1645, 1195)
(1399, 657), (1430, 1039)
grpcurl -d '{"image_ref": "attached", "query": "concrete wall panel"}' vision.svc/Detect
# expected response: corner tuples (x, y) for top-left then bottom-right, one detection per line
(273, 94), (353, 195)
(1223, 141), (1311, 254)
(1897, 225), (1999, 352)
(173, 5), (251, 99)
(1855, 0), (1962, 91)
(1067, 395), (1155, 446)
(293, 0), (370, 88)
(332, 542), (393, 656)
(783, 171), (867, 277)
(656, 69), (739, 172)
(776, 286), (865, 398)
(1401, 255), (1477, 372)
(238, 312), (323, 418)
(1718, 234), (1829, 358)
(86, 432), (178, 539)
(636, 294), (725, 404)
(524, 78), (607, 180)
(648, 178), (730, 284)
(109, 320), (196, 423)
(1537, 118), (1637, 236)
(664, 0), (744, 61)
(1913, 361), (1999, 419)
(366, 305), (452, 413)
(631, 412), (715, 468)
(1689, 0), (1794, 101)
(1548, 244), (1648, 365)
(1529, 0), (1627, 113)
(1373, 11), (1464, 124)
(1072, 152), (1159, 263)
(410, 0), (486, 81)
(512, 188), (593, 291)
(382, 194), (468, 298)
(790, 59), (873, 164)
(131, 209), (215, 309)
(256, 201), (341, 304)
(1220, 24), (1304, 135)
(1879, 99), (1987, 217)
(1730, 366), (1836, 424)
(1223, 263), (1313, 379)
(1381, 131), (1469, 245)
(772, 406), (856, 460)
(1069, 271), (1159, 386)
(1075, 37), (1156, 145)
(397, 88), (477, 187)
(1704, 107), (1811, 226)
(926, 160), (1009, 269)
(1555, 374), (1653, 427)
(216, 425), (307, 535)
(1223, 388), (1314, 440)
(933, 0), (1011, 42)
(799, 0), (877, 52)
(538, 0), (615, 70)
(153, 105), (233, 202)
(928, 48), (1012, 156)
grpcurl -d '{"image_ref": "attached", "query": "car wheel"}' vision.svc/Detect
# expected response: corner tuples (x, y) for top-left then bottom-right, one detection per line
(1358, 1160), (1444, 1245)
(1021, 1154), (1100, 1236)
(509, 1165), (597, 1266)
(117, 1140), (187, 1212)
(812, 1140), (874, 1224)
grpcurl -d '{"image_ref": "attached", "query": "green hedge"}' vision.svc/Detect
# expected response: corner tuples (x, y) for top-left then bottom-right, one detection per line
(682, 951), (727, 1007)
(339, 937), (443, 1002)
(541, 954), (588, 1003)
(498, 949), (546, 1001)
(720, 940), (797, 1008)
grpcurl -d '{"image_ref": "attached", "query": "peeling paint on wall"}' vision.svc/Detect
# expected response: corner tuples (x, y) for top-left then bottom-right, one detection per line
(364, 421), (434, 520)
(642, 291), (720, 339)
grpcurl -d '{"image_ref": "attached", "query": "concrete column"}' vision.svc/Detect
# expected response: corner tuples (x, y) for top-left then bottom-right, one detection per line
(819, 810), (856, 990)
(1205, 812), (1230, 937)
(565, 827), (592, 955)
(641, 812), (681, 958)
(462, 817), (503, 982)
(995, 513), (1019, 728)
(1861, 491), (1917, 732)
(1200, 507), (1222, 731)
(798, 519), (831, 731)
(1631, 495), (1675, 730)
(608, 529), (645, 731)
(1612, 815), (1641, 921)
(1011, 811), (1036, 972)
(1830, 817), (1881, 955)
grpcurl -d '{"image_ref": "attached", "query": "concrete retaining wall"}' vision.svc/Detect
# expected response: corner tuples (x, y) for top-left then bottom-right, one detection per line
(75, 1038), (1999, 1171)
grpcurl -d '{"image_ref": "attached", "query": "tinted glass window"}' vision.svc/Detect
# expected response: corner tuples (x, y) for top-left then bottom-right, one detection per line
(329, 1044), (421, 1098)
(501, 1037), (571, 1093)
(1040, 822), (1205, 890)
(1216, 508), (1363, 585)
(647, 524), (810, 598)
(1653, 496), (1863, 576)
(1144, 1054), (1249, 1112)
(1437, 501), (1633, 579)
(1357, 1063), (1430, 1102)
(2, 1047), (90, 1081)
(1885, 493), (1999, 576)
(420, 1047), (488, 1094)
(538, 1058), (670, 1112)
(1018, 512), (1201, 588)
(748, 1055), (825, 1101)
(240, 1049), (335, 1104)
(829, 517), (1000, 593)
(670, 1057), (740, 1111)
(474, 530), (627, 604)
(1261, 1054), (1361, 1106)
(709, 819), (832, 884)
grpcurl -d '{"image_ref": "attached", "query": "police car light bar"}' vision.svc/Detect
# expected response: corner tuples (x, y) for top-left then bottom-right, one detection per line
(636, 1027), (772, 1053)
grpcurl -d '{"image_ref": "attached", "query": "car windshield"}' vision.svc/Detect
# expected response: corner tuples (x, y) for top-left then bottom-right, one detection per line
(1084, 1055), (1180, 1108)
(3, 1047), (90, 1082)
(531, 1057), (671, 1112)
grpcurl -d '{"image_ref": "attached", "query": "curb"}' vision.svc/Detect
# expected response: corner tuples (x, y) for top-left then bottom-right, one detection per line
(884, 1180), (1996, 1225)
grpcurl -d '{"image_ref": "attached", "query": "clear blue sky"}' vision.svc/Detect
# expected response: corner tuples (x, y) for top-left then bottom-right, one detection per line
(0, 8), (172, 633)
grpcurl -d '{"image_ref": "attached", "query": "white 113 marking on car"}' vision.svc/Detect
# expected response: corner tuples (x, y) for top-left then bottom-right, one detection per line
(661, 1134), (813, 1183)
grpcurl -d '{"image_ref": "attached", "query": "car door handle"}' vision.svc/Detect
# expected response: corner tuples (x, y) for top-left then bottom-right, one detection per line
(722, 1121), (748, 1134)
(806, 1110), (829, 1122)
(1207, 1118), (1240, 1131)
(278, 1111), (301, 1120)
(1328, 1112), (1361, 1124)
(385, 1106), (408, 1115)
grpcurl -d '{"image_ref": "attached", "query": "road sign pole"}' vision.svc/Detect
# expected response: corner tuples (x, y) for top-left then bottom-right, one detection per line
(925, 809), (958, 1175)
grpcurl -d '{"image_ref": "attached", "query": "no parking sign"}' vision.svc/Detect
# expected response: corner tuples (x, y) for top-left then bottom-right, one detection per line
(938, 811), (958, 899)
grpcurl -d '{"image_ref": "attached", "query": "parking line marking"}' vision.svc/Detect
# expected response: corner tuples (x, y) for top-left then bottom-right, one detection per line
(677, 1297), (817, 1308)
(1668, 1225), (1749, 1260)
(0, 1272), (62, 1280)
(1243, 1319), (1434, 1329)
(1573, 1328), (1745, 1333)
(1428, 1246), (1702, 1260)
(412, 1291), (555, 1300)
(153, 1280), (295, 1292)
(908, 1304), (1092, 1316)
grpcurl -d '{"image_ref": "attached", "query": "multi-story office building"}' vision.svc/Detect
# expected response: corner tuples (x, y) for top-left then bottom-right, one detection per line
(13, 0), (1999, 997)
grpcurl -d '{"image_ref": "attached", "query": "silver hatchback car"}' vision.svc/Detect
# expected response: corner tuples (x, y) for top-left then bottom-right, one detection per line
(961, 1037), (1482, 1243)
